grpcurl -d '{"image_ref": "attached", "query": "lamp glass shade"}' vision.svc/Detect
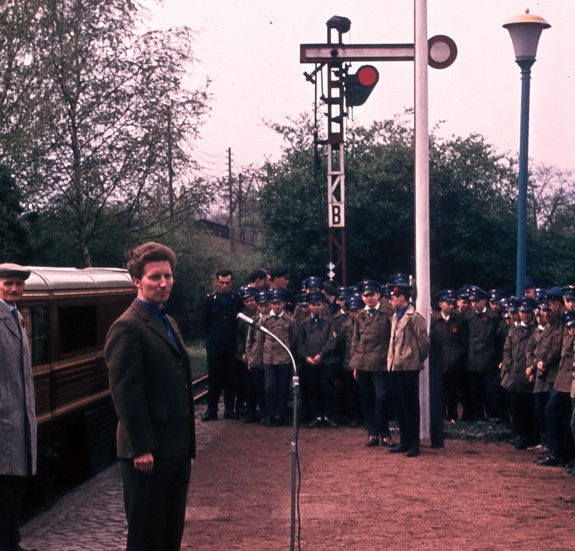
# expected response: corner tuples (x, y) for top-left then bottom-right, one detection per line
(503, 12), (550, 62)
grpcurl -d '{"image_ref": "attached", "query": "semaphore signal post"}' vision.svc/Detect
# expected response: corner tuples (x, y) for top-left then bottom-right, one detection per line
(300, 15), (456, 285)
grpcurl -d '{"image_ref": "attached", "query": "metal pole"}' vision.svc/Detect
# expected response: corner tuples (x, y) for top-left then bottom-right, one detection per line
(515, 60), (533, 298)
(414, 0), (431, 441)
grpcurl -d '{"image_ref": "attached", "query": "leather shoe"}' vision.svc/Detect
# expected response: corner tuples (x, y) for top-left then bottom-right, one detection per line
(389, 443), (409, 454)
(381, 436), (395, 447)
(365, 436), (380, 447)
(264, 417), (273, 427)
(325, 418), (339, 428)
(406, 446), (420, 458)
(537, 455), (564, 467)
(201, 411), (217, 421)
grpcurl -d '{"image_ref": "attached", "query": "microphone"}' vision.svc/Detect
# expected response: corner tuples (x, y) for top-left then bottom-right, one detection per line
(237, 312), (270, 334)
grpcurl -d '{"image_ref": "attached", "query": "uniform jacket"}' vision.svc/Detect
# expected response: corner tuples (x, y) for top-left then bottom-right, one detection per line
(236, 307), (256, 360)
(260, 312), (298, 365)
(535, 316), (563, 383)
(387, 304), (430, 372)
(298, 312), (336, 364)
(429, 311), (467, 373)
(501, 322), (536, 393)
(0, 301), (37, 476)
(336, 316), (355, 370)
(201, 291), (243, 354)
(553, 328), (574, 393)
(245, 313), (266, 369)
(349, 303), (393, 372)
(527, 326), (547, 394)
(464, 308), (501, 372)
(105, 300), (196, 460)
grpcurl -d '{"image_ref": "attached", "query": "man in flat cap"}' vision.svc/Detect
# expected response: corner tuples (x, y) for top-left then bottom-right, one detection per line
(0, 263), (37, 551)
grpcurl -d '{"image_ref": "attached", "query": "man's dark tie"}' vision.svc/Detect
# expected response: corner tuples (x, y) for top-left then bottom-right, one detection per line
(11, 307), (22, 336)
(368, 309), (376, 318)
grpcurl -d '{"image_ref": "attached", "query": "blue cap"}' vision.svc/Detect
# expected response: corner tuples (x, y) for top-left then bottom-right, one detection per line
(303, 276), (324, 290)
(269, 289), (287, 303)
(456, 287), (471, 299)
(546, 287), (563, 301)
(488, 289), (506, 302)
(239, 286), (258, 300)
(306, 290), (325, 303)
(562, 285), (575, 299)
(388, 273), (411, 287)
(563, 310), (575, 327)
(334, 286), (349, 300)
(525, 276), (537, 290)
(255, 291), (270, 304)
(358, 279), (380, 294)
(345, 296), (365, 310)
(436, 290), (456, 303)
(518, 296), (537, 312)
(468, 286), (487, 301)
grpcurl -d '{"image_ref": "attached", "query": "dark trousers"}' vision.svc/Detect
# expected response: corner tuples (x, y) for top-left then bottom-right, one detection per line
(534, 391), (549, 447)
(545, 387), (574, 460)
(246, 367), (266, 418)
(307, 363), (337, 420)
(339, 369), (362, 423)
(120, 457), (191, 551)
(206, 351), (237, 414)
(444, 371), (464, 421)
(466, 370), (498, 420)
(508, 392), (537, 443)
(0, 475), (26, 550)
(356, 370), (393, 439)
(391, 370), (421, 448)
(264, 363), (291, 420)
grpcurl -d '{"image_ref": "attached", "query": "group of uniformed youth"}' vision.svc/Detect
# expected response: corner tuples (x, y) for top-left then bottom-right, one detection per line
(433, 281), (575, 474)
(202, 267), (575, 467)
(201, 268), (429, 458)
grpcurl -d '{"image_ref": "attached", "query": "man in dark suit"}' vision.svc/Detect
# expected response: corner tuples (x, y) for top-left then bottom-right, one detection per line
(201, 269), (243, 420)
(105, 243), (195, 551)
(0, 263), (37, 551)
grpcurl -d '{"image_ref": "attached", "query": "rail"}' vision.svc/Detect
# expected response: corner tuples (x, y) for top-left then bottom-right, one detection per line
(192, 374), (208, 404)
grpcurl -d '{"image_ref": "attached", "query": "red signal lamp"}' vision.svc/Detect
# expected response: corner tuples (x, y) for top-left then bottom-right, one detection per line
(344, 65), (379, 107)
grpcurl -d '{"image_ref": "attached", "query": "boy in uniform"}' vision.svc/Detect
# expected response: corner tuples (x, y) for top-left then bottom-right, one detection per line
(298, 290), (337, 427)
(260, 289), (298, 426)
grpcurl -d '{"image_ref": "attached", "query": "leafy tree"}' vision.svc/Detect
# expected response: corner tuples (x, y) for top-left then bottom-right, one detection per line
(0, 166), (29, 262)
(0, 0), (211, 266)
(256, 113), (536, 293)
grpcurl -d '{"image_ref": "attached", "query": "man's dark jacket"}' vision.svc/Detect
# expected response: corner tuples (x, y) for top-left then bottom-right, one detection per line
(105, 300), (196, 459)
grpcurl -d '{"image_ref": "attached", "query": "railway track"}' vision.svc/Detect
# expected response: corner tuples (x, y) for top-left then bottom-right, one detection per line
(192, 374), (208, 404)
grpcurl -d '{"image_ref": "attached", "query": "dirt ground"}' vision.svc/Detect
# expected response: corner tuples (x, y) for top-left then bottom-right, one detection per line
(182, 420), (575, 550)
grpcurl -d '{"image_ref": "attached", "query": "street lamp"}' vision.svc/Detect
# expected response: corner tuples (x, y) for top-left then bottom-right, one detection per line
(503, 10), (550, 297)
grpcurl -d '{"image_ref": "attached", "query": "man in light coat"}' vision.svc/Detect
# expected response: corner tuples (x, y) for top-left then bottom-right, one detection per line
(0, 263), (37, 551)
(387, 274), (430, 458)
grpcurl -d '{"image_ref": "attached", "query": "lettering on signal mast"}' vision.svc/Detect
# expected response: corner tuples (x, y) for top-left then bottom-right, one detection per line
(329, 203), (345, 228)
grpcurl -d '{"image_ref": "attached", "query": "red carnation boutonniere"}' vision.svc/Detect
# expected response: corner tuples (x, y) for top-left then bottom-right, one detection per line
(482, 317), (489, 323)
(452, 327), (458, 333)
(21, 318), (27, 328)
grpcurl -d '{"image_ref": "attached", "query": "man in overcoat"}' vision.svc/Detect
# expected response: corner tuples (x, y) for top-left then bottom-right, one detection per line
(0, 263), (37, 551)
(105, 242), (196, 551)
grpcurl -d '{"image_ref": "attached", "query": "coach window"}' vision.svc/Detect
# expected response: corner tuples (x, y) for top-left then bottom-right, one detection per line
(58, 304), (98, 355)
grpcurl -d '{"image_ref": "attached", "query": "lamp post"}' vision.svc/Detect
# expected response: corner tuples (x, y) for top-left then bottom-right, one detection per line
(503, 10), (550, 297)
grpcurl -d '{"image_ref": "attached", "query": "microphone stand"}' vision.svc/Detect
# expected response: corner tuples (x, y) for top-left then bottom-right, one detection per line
(237, 313), (300, 551)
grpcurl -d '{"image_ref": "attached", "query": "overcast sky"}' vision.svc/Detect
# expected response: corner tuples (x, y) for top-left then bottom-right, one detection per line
(146, 1), (574, 180)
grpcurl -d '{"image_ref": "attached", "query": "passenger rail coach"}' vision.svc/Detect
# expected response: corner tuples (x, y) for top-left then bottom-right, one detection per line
(19, 267), (135, 483)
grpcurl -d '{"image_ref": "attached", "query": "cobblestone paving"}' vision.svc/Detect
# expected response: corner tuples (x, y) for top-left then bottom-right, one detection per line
(21, 406), (226, 551)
